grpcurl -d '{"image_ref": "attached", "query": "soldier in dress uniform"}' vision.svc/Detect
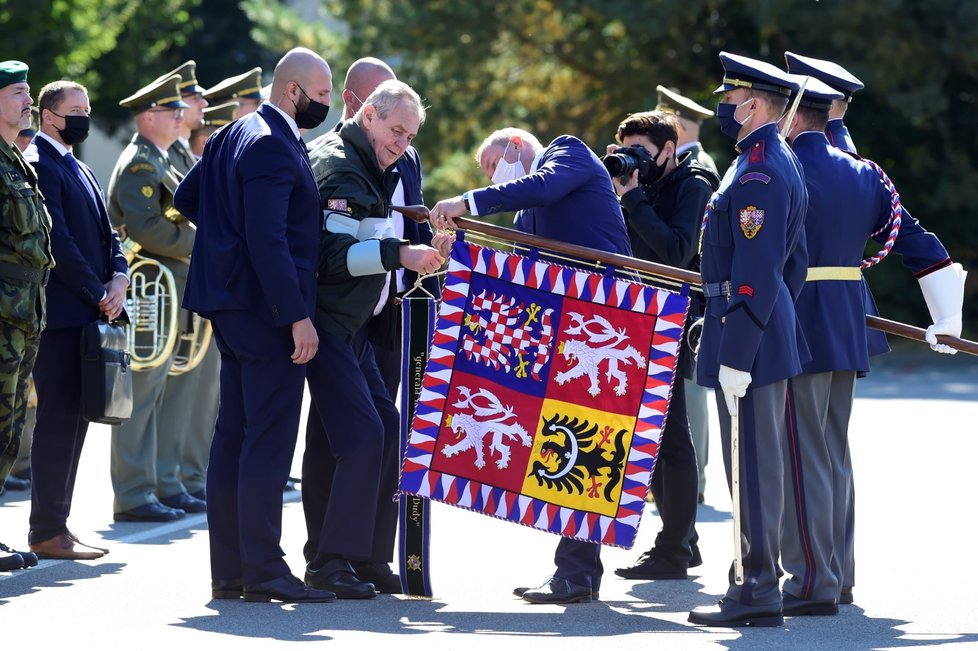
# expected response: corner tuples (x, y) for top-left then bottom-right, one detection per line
(151, 61), (219, 505)
(686, 53), (809, 628)
(189, 102), (236, 157)
(0, 61), (52, 571)
(775, 69), (966, 616)
(203, 67), (263, 119)
(654, 84), (718, 504)
(108, 74), (205, 521)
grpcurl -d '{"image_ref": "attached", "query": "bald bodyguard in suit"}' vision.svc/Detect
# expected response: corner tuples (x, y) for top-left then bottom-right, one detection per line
(174, 48), (336, 604)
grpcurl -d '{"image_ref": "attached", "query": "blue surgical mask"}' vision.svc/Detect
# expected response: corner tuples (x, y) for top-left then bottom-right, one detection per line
(716, 98), (753, 140)
(491, 141), (526, 184)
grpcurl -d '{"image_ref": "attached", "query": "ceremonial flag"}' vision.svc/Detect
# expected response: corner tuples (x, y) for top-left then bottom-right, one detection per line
(399, 239), (689, 548)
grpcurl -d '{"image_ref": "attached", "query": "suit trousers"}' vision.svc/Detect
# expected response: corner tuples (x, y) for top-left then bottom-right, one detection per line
(716, 380), (787, 607)
(28, 328), (90, 543)
(783, 371), (856, 602)
(301, 327), (397, 561)
(207, 310), (306, 584)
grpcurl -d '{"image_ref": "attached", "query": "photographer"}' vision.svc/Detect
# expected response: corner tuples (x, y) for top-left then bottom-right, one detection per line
(606, 110), (719, 581)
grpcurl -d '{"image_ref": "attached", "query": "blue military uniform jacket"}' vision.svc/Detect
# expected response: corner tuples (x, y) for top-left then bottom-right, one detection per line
(697, 123), (809, 389)
(470, 135), (631, 255)
(790, 131), (951, 374)
(825, 118), (856, 154)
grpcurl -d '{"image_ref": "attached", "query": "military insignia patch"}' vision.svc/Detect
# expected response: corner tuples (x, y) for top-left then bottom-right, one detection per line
(141, 185), (154, 198)
(327, 198), (348, 212)
(129, 162), (155, 174)
(739, 205), (764, 239)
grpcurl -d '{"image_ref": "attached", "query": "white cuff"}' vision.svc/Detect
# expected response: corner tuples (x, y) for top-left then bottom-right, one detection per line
(346, 239), (386, 277)
(464, 191), (480, 216)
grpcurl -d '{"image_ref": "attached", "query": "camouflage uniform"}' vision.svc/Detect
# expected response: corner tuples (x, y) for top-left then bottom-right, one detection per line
(0, 137), (54, 482)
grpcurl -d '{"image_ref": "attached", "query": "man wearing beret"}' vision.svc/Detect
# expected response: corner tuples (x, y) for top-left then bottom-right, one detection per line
(107, 74), (203, 522)
(0, 60), (53, 572)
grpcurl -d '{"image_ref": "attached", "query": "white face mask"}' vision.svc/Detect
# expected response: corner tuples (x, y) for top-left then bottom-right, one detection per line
(491, 141), (526, 184)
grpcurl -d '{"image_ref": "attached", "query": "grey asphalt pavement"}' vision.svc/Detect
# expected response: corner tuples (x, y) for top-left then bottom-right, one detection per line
(2, 349), (977, 650)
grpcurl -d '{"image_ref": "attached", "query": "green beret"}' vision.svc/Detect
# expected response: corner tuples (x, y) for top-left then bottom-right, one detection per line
(655, 85), (714, 122)
(155, 60), (206, 95)
(119, 74), (190, 113)
(203, 101), (237, 127)
(0, 60), (29, 90)
(204, 67), (263, 104)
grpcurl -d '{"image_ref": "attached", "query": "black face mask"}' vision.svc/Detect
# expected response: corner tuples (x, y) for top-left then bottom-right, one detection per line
(52, 112), (90, 146)
(293, 85), (330, 130)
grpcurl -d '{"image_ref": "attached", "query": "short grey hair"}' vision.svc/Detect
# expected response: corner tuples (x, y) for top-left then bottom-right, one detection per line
(354, 79), (425, 125)
(475, 128), (542, 164)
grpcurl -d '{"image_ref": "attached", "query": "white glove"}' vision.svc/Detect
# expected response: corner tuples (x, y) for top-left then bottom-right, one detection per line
(718, 364), (752, 417)
(919, 263), (967, 355)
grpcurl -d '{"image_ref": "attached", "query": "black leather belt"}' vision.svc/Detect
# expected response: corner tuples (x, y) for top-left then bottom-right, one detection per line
(0, 262), (50, 286)
(702, 280), (732, 298)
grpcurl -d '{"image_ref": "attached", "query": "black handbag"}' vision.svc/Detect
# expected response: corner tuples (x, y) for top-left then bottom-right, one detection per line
(80, 319), (133, 424)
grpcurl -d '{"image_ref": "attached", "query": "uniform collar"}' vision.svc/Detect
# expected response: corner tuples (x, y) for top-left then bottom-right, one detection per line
(735, 121), (779, 154)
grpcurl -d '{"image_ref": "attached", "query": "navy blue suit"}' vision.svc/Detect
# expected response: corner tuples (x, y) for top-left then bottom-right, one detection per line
(472, 135), (631, 592)
(174, 104), (320, 584)
(29, 134), (127, 544)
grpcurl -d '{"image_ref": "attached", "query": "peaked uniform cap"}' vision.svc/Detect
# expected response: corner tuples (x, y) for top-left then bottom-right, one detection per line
(784, 52), (864, 99)
(714, 52), (799, 97)
(202, 101), (237, 127)
(119, 74), (190, 112)
(784, 74), (845, 110)
(155, 60), (206, 95)
(203, 67), (263, 103)
(656, 85), (715, 120)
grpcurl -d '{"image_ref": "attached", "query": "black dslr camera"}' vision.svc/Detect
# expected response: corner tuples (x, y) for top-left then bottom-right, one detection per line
(602, 145), (658, 185)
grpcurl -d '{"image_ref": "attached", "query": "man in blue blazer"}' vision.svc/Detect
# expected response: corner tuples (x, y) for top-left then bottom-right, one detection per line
(27, 81), (127, 561)
(430, 127), (632, 605)
(301, 58), (441, 593)
(173, 48), (336, 604)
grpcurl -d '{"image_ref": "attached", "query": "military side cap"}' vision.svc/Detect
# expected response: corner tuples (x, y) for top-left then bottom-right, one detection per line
(714, 52), (799, 97)
(656, 85), (714, 121)
(785, 74), (845, 110)
(156, 60), (206, 95)
(203, 67), (263, 103)
(203, 101), (237, 127)
(0, 60), (29, 90)
(119, 74), (190, 112)
(785, 52), (864, 100)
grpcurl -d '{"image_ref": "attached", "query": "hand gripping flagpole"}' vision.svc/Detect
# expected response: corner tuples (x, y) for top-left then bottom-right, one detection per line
(730, 397), (745, 585)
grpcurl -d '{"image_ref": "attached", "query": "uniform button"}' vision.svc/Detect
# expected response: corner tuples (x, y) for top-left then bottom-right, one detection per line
(314, 272), (319, 278)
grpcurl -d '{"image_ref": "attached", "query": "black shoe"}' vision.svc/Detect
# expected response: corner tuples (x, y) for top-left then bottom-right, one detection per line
(688, 597), (784, 627)
(352, 561), (401, 594)
(615, 551), (688, 580)
(3, 475), (31, 491)
(212, 578), (244, 599)
(782, 593), (839, 616)
(697, 492), (705, 504)
(114, 501), (186, 522)
(0, 551), (25, 571)
(305, 559), (376, 599)
(159, 491), (207, 513)
(513, 578), (599, 600)
(244, 574), (336, 603)
(521, 576), (593, 604)
(189, 489), (206, 502)
(839, 587), (854, 605)
(0, 542), (38, 567)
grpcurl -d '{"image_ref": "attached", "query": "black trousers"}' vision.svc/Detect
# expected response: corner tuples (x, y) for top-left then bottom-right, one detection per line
(29, 327), (90, 544)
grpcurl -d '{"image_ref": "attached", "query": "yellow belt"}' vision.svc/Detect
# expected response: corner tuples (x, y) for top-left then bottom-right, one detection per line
(806, 266), (862, 282)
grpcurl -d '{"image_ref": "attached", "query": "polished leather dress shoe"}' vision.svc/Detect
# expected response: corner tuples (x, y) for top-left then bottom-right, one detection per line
(513, 578), (599, 600)
(212, 578), (244, 599)
(1, 551), (25, 571)
(782, 593), (839, 616)
(159, 491), (207, 513)
(114, 501), (186, 522)
(30, 533), (105, 560)
(305, 559), (376, 599)
(522, 576), (593, 604)
(688, 597), (784, 627)
(839, 587), (854, 605)
(244, 574), (336, 603)
(3, 475), (31, 491)
(189, 489), (206, 502)
(1, 541), (37, 567)
(352, 561), (401, 594)
(615, 552), (688, 580)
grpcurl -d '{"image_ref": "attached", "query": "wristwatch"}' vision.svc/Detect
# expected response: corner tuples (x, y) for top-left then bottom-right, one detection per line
(462, 192), (471, 213)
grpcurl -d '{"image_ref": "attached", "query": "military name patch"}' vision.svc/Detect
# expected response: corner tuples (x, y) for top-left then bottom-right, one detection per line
(141, 185), (154, 198)
(129, 162), (156, 174)
(327, 198), (349, 212)
(738, 172), (771, 185)
(739, 205), (764, 239)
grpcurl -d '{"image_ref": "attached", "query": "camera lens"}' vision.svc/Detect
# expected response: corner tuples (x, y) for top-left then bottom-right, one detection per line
(603, 152), (637, 178)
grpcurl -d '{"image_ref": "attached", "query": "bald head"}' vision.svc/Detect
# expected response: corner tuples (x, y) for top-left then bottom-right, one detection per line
(270, 47), (333, 120)
(343, 57), (396, 120)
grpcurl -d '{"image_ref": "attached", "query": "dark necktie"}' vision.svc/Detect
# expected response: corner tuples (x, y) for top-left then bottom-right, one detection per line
(65, 152), (100, 209)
